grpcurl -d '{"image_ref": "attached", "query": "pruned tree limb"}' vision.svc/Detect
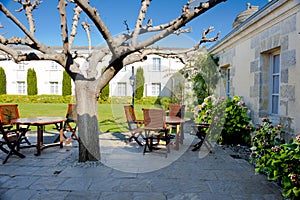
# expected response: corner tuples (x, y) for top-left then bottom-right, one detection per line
(0, 34), (32, 46)
(0, 43), (62, 63)
(122, 26), (219, 65)
(81, 20), (94, 53)
(58, 0), (70, 54)
(14, 0), (41, 34)
(128, 0), (225, 53)
(132, 0), (151, 47)
(0, 3), (55, 54)
(74, 0), (117, 57)
(69, 5), (82, 49)
(123, 20), (130, 33)
(173, 27), (192, 35)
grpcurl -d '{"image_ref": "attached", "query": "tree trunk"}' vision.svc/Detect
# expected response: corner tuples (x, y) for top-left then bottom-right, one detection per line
(75, 80), (100, 162)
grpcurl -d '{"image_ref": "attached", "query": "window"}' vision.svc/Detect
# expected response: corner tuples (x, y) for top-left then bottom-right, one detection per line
(220, 65), (230, 98)
(17, 81), (25, 94)
(270, 54), (280, 114)
(18, 62), (26, 71)
(151, 83), (161, 96)
(152, 58), (161, 71)
(50, 82), (59, 94)
(117, 82), (127, 96)
(225, 68), (230, 98)
(50, 62), (58, 70)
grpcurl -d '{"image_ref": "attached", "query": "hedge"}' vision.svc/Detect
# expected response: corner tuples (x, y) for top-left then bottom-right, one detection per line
(0, 95), (173, 108)
(0, 95), (75, 104)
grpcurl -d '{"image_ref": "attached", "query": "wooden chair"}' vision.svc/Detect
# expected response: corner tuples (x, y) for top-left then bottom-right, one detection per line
(55, 104), (78, 144)
(123, 105), (144, 146)
(0, 125), (26, 164)
(167, 104), (185, 139)
(191, 123), (211, 151)
(191, 115), (217, 152)
(142, 108), (171, 155)
(168, 104), (185, 118)
(0, 104), (31, 164)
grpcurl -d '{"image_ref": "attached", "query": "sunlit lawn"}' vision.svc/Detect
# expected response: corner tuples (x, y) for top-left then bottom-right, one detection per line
(17, 103), (152, 133)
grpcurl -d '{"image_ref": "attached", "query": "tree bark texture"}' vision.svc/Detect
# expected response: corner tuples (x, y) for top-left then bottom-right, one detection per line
(75, 80), (100, 162)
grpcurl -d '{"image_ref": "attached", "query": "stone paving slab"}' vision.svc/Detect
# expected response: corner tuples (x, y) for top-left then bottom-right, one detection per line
(0, 130), (283, 200)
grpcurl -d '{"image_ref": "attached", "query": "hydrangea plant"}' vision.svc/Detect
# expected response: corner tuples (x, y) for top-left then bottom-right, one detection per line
(250, 119), (300, 200)
(194, 95), (253, 145)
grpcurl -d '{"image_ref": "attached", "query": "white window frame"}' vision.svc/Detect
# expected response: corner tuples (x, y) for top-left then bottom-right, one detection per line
(18, 62), (26, 71)
(152, 58), (161, 71)
(50, 81), (59, 94)
(269, 53), (280, 115)
(151, 83), (161, 96)
(17, 81), (26, 94)
(117, 82), (127, 96)
(225, 68), (230, 98)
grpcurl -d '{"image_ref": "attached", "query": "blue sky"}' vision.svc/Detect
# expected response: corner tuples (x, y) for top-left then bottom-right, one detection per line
(0, 0), (269, 48)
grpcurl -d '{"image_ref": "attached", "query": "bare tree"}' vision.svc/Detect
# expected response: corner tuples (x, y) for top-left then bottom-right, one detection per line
(0, 0), (225, 162)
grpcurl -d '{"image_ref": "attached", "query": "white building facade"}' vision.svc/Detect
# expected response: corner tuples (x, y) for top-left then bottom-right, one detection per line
(0, 47), (185, 98)
(110, 54), (184, 97)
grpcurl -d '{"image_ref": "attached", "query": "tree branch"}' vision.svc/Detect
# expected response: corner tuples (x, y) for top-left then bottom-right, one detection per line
(123, 26), (219, 65)
(0, 43), (62, 63)
(58, 0), (70, 54)
(0, 3), (55, 54)
(69, 5), (82, 49)
(73, 0), (117, 57)
(14, 0), (41, 34)
(81, 20), (94, 53)
(133, 0), (225, 51)
(0, 34), (32, 46)
(132, 0), (151, 47)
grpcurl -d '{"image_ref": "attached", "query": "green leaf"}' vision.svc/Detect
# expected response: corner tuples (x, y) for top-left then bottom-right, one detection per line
(293, 187), (300, 197)
(282, 188), (292, 197)
(293, 152), (300, 159)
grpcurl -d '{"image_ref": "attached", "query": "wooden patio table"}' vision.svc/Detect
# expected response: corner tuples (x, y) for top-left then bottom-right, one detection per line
(165, 116), (190, 150)
(11, 117), (66, 156)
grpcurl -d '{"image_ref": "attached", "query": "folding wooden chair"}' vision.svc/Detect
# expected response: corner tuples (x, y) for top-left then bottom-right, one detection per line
(0, 125), (26, 164)
(191, 123), (211, 151)
(0, 104), (31, 164)
(168, 104), (185, 118)
(0, 104), (32, 146)
(124, 105), (144, 146)
(54, 104), (78, 144)
(191, 114), (217, 152)
(142, 108), (171, 155)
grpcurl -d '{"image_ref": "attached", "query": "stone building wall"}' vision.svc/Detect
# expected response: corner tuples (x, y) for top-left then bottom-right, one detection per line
(210, 0), (300, 140)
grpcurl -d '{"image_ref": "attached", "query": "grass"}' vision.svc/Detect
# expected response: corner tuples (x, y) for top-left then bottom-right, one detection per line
(17, 103), (153, 133)
(17, 103), (193, 133)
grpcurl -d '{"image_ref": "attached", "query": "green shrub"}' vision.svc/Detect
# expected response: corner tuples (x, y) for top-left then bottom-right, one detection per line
(109, 97), (131, 104)
(0, 95), (75, 103)
(27, 68), (37, 95)
(0, 67), (6, 94)
(135, 67), (145, 100)
(250, 119), (300, 200)
(194, 95), (253, 146)
(62, 71), (72, 96)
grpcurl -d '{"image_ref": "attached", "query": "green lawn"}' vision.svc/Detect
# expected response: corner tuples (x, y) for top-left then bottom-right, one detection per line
(17, 103), (152, 133)
(17, 103), (193, 133)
